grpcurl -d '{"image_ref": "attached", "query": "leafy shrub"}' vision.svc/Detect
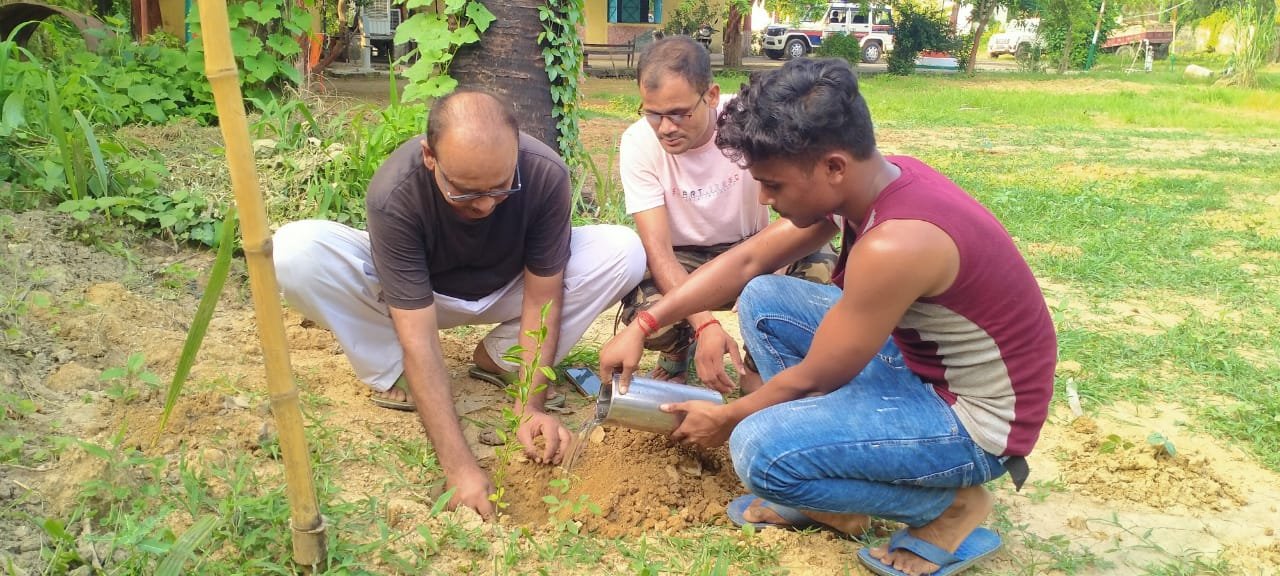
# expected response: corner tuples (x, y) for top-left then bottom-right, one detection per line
(1017, 43), (1046, 72)
(1201, 10), (1231, 52)
(815, 32), (863, 63)
(664, 0), (717, 36)
(1040, 0), (1119, 70)
(886, 2), (954, 75)
(952, 32), (975, 72)
(48, 33), (214, 126)
(184, 0), (311, 102)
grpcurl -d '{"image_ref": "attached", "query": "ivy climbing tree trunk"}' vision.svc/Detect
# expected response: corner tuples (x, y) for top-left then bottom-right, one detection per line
(450, 0), (558, 149)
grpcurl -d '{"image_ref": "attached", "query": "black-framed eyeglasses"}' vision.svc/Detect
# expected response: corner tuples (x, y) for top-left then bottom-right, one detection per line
(638, 91), (708, 126)
(436, 163), (522, 202)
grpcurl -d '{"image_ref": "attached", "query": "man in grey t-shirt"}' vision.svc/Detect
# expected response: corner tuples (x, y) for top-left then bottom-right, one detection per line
(273, 91), (645, 519)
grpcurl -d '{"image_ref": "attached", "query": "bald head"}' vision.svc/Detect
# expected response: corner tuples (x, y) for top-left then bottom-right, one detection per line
(426, 90), (520, 158)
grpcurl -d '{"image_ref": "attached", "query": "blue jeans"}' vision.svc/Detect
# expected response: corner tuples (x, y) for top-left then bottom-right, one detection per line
(729, 275), (1007, 528)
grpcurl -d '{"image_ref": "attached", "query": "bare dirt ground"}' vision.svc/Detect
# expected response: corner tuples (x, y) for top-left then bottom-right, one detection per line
(2, 75), (1279, 574)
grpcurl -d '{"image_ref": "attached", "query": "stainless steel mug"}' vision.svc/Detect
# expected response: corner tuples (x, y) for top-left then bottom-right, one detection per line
(594, 375), (725, 434)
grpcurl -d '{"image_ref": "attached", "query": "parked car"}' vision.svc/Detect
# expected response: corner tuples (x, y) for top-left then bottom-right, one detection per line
(987, 19), (1041, 60)
(762, 2), (895, 63)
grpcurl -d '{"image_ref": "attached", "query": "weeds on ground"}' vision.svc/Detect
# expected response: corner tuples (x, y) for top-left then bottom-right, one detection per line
(576, 148), (628, 225)
(98, 352), (162, 404)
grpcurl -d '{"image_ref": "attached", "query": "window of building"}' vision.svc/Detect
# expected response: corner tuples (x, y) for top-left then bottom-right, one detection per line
(609, 0), (663, 24)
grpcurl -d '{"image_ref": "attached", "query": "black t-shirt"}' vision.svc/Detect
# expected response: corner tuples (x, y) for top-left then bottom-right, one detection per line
(366, 132), (572, 308)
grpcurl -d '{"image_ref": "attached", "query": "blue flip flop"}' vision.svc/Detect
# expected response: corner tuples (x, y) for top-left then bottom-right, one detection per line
(858, 526), (1002, 576)
(726, 494), (819, 530)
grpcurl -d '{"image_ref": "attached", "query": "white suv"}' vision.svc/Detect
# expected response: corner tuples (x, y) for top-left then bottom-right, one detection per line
(987, 19), (1042, 60)
(763, 2), (896, 63)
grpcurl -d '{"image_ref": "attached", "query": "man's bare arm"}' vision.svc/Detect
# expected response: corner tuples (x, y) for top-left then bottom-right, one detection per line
(389, 304), (494, 517)
(632, 206), (715, 328)
(641, 218), (840, 328)
(724, 220), (960, 421)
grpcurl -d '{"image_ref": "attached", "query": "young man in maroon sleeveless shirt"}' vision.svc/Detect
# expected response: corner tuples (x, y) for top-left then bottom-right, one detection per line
(599, 58), (1056, 576)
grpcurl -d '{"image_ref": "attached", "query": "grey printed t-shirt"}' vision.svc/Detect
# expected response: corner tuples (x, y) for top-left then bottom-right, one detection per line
(365, 132), (572, 308)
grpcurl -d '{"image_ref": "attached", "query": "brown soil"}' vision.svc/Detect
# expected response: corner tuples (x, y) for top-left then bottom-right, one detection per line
(503, 427), (742, 537)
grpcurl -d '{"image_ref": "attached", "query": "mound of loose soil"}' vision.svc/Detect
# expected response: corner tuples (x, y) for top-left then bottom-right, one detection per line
(502, 426), (743, 537)
(1058, 416), (1246, 512)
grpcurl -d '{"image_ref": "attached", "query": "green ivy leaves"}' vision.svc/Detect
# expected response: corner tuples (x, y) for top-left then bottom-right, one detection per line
(539, 0), (585, 168)
(394, 0), (493, 103)
(240, 0), (282, 25)
(187, 0), (311, 101)
(466, 2), (496, 32)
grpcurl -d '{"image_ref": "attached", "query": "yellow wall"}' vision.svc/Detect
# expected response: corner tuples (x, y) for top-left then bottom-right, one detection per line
(158, 0), (184, 39)
(584, 0), (608, 43)
(583, 0), (685, 45)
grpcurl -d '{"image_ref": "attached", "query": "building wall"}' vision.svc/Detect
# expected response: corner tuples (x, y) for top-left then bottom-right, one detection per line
(584, 0), (608, 43)
(583, 0), (682, 45)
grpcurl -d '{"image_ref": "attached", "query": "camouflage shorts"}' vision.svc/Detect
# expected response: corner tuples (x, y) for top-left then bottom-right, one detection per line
(618, 241), (838, 369)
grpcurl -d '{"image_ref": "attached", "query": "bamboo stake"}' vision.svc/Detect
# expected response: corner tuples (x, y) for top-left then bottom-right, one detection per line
(195, 0), (327, 569)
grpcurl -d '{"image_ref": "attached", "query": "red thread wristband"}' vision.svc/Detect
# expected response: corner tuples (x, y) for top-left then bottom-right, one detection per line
(635, 310), (659, 337)
(694, 319), (721, 339)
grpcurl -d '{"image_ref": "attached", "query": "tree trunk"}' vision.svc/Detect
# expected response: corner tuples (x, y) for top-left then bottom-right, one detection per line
(450, 0), (558, 149)
(965, 0), (994, 73)
(1059, 17), (1075, 72)
(723, 3), (743, 67)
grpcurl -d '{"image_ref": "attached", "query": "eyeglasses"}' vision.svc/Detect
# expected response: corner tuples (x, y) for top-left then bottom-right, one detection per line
(436, 163), (522, 202)
(638, 92), (708, 126)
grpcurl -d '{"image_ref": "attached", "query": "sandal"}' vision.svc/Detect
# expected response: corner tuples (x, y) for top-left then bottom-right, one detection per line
(370, 377), (415, 412)
(468, 366), (567, 409)
(649, 342), (695, 382)
(857, 527), (1003, 576)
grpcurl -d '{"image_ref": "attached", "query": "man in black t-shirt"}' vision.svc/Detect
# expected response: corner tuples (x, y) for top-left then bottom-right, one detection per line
(273, 91), (645, 519)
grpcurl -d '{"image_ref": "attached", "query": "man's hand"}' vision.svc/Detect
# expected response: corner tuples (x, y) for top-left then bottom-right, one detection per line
(598, 324), (646, 394)
(662, 400), (735, 449)
(517, 410), (573, 465)
(693, 324), (742, 394)
(446, 465), (496, 520)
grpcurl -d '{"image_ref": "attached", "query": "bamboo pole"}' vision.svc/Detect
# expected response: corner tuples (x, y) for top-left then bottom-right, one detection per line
(195, 0), (328, 570)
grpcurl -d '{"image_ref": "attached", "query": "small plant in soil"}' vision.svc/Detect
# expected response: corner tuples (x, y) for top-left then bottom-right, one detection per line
(99, 352), (162, 403)
(1147, 432), (1177, 458)
(1098, 433), (1134, 454)
(490, 300), (557, 512)
(542, 477), (601, 535)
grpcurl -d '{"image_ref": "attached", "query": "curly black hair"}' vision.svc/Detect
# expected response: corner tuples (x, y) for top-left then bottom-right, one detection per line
(715, 58), (875, 167)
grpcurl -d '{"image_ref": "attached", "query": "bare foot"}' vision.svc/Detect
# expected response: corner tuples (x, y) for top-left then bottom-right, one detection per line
(739, 369), (763, 394)
(867, 485), (993, 576)
(647, 350), (689, 384)
(473, 343), (504, 374)
(742, 499), (871, 536)
(373, 382), (411, 404)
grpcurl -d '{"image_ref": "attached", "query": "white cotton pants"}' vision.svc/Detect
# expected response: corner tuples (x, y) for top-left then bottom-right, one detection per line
(272, 220), (646, 392)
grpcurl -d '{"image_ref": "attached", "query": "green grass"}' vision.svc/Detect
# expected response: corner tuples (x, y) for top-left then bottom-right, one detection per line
(863, 71), (1280, 473)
